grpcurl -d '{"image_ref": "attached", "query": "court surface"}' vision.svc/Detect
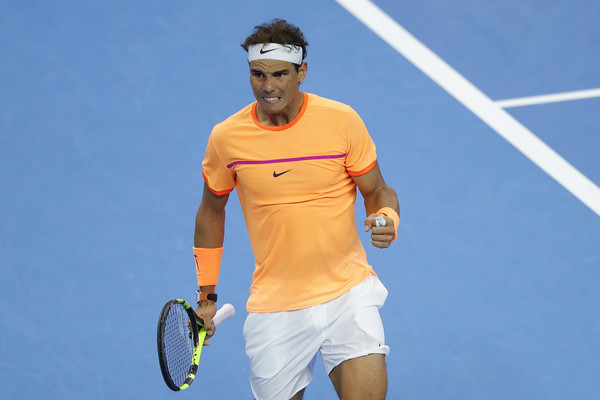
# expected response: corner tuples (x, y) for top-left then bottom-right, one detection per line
(1, 1), (599, 399)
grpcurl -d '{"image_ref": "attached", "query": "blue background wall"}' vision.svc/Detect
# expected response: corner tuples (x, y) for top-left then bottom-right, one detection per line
(1, 1), (599, 398)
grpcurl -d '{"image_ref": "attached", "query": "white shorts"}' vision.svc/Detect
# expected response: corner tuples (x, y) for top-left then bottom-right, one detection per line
(243, 274), (389, 400)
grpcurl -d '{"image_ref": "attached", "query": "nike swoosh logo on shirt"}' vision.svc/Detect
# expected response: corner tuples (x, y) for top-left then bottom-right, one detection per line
(273, 169), (292, 178)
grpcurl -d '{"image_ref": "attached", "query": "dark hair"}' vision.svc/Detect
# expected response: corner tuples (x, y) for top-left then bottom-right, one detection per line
(241, 18), (309, 64)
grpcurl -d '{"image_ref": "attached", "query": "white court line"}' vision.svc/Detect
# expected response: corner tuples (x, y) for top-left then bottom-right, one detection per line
(335, 0), (600, 216)
(496, 88), (600, 108)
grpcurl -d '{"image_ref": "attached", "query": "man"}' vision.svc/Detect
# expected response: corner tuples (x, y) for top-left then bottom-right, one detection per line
(194, 19), (399, 400)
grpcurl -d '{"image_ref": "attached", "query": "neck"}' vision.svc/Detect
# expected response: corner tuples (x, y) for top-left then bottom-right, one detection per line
(257, 92), (304, 127)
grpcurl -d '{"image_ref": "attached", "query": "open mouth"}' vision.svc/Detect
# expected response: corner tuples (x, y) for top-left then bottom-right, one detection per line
(263, 97), (281, 104)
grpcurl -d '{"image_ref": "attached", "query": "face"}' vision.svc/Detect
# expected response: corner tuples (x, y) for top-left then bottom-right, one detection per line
(249, 59), (307, 121)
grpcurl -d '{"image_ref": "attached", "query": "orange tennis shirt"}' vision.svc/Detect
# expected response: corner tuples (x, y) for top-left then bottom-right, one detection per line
(202, 92), (378, 312)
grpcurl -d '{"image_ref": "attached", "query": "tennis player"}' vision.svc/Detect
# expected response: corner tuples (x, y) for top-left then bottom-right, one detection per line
(194, 19), (399, 400)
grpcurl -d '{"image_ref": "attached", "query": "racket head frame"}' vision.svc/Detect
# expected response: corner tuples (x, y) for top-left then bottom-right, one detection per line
(157, 299), (205, 391)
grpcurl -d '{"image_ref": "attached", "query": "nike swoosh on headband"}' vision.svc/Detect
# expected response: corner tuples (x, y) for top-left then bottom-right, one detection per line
(248, 43), (303, 64)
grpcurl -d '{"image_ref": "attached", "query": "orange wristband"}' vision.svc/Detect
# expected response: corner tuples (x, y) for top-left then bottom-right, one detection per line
(193, 247), (223, 286)
(376, 207), (399, 242)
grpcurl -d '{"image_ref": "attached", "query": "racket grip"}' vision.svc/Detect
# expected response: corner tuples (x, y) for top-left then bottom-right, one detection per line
(213, 303), (235, 326)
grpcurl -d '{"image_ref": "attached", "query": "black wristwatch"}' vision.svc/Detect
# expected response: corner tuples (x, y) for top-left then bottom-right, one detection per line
(196, 289), (217, 303)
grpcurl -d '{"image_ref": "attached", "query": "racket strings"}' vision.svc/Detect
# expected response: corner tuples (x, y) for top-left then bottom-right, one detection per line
(163, 304), (195, 386)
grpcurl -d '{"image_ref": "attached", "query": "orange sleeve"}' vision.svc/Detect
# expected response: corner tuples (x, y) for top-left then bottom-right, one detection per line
(347, 160), (377, 176)
(202, 171), (234, 196)
(201, 133), (236, 195)
(345, 108), (377, 175)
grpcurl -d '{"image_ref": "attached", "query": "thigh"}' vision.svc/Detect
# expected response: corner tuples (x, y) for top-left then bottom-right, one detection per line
(329, 354), (387, 400)
(244, 310), (321, 400)
(289, 388), (306, 400)
(320, 276), (390, 375)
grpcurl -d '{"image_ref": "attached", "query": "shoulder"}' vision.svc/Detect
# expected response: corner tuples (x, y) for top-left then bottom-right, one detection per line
(305, 93), (366, 132)
(305, 92), (354, 115)
(211, 102), (255, 137)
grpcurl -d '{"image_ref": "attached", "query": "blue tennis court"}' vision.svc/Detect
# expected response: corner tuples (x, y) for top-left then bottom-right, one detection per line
(1, 0), (599, 398)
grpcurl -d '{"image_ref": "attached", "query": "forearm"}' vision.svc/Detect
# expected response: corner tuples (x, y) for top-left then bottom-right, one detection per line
(363, 185), (399, 217)
(194, 200), (226, 248)
(193, 184), (229, 300)
(194, 204), (223, 335)
(194, 206), (225, 293)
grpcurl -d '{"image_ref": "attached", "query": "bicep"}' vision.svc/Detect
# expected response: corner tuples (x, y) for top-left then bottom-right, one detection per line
(199, 182), (229, 213)
(351, 161), (386, 199)
(194, 183), (229, 247)
(351, 161), (399, 214)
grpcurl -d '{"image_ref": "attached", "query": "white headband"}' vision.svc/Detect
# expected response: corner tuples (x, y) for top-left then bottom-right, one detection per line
(247, 43), (303, 64)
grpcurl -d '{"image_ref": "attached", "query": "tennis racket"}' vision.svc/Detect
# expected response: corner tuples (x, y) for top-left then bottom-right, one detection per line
(157, 299), (235, 391)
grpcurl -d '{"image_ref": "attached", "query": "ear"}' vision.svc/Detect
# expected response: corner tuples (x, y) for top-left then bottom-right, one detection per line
(297, 62), (308, 83)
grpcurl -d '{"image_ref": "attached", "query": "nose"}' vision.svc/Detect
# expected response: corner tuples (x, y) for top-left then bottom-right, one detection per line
(262, 76), (275, 93)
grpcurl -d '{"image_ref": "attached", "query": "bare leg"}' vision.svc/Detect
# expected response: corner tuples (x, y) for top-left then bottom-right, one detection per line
(329, 354), (387, 400)
(289, 388), (306, 400)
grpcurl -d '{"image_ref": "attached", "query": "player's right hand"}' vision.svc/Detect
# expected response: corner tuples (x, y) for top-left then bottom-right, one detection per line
(195, 301), (217, 342)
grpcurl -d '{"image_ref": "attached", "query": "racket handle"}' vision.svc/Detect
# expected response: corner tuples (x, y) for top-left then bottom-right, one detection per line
(213, 303), (235, 326)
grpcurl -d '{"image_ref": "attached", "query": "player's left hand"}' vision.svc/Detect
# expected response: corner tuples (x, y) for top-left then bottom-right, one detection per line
(364, 213), (395, 248)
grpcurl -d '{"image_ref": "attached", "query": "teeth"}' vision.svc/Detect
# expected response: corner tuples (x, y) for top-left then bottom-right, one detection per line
(264, 97), (278, 101)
